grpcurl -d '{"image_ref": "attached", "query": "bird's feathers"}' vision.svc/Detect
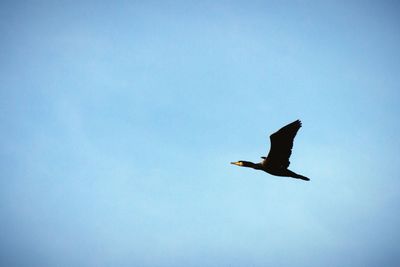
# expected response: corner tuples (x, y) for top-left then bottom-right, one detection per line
(263, 120), (302, 168)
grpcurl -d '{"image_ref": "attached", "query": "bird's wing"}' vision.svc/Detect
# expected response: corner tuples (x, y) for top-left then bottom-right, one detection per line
(263, 120), (302, 168)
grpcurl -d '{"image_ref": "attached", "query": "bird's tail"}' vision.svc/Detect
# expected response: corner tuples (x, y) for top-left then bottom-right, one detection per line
(294, 174), (310, 181)
(286, 170), (310, 181)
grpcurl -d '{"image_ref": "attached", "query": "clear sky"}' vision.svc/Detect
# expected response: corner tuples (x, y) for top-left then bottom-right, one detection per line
(1, 1), (400, 266)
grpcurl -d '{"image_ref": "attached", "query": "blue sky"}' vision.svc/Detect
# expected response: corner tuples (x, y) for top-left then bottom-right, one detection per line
(1, 1), (400, 266)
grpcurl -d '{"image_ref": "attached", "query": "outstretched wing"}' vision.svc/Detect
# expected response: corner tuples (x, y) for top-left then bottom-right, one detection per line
(263, 120), (302, 168)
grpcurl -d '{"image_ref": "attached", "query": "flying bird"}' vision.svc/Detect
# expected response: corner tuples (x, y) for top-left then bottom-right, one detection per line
(231, 120), (310, 181)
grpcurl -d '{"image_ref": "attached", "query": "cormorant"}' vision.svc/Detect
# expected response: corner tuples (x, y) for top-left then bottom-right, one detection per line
(231, 120), (310, 181)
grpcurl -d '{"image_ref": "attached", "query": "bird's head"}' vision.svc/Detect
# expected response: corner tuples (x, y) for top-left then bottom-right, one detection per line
(231, 161), (244, 166)
(230, 161), (255, 167)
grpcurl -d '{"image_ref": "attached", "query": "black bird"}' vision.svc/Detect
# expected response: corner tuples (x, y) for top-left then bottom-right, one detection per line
(231, 120), (310, 181)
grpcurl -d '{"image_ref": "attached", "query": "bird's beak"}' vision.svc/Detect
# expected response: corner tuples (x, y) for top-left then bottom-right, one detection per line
(230, 161), (243, 166)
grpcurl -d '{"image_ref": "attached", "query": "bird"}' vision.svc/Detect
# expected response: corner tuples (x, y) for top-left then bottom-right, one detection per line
(231, 120), (310, 181)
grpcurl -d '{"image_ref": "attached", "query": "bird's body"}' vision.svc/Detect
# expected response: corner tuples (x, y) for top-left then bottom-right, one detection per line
(231, 120), (310, 181)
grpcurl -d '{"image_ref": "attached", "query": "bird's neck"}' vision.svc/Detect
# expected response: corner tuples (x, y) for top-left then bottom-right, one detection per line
(241, 161), (262, 169)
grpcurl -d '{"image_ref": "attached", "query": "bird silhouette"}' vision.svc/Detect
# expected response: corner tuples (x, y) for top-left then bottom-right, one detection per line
(231, 120), (310, 181)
